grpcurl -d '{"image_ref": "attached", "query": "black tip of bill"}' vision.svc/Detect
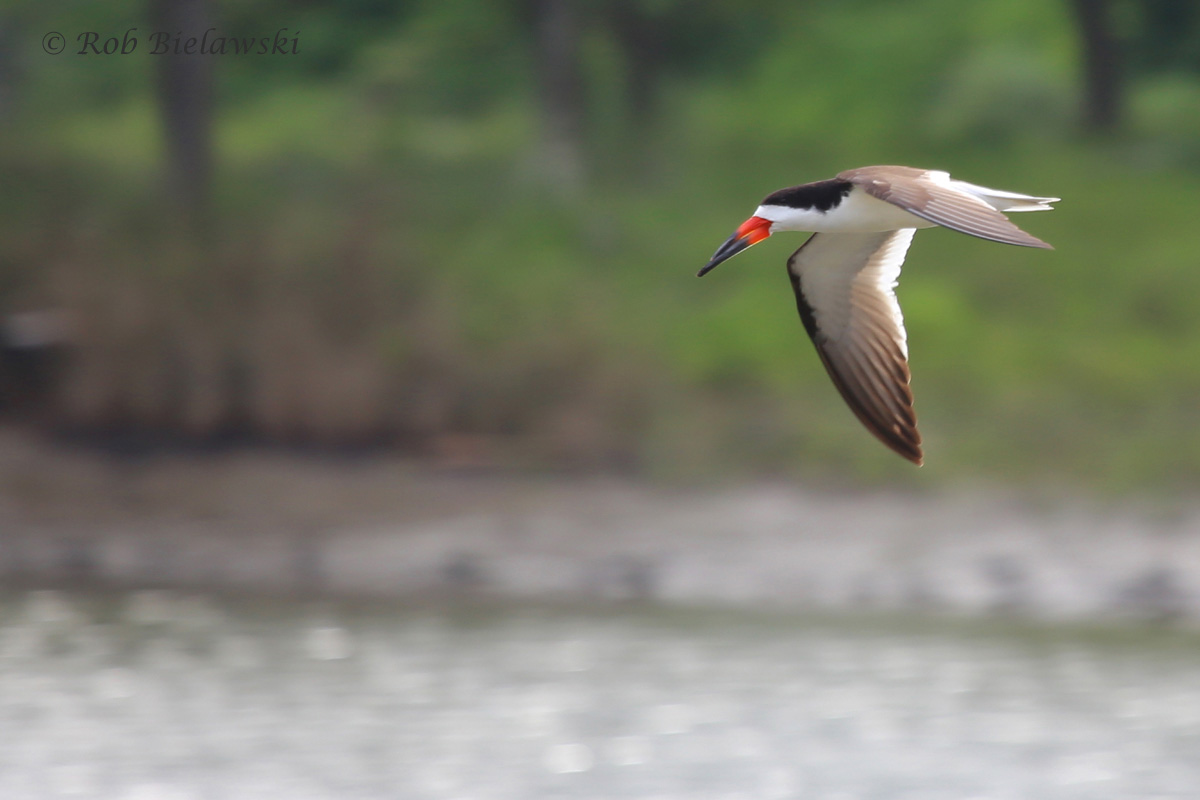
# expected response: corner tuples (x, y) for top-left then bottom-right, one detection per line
(698, 232), (750, 277)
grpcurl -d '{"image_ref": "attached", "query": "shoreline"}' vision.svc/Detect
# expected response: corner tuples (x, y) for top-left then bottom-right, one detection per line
(2, 429), (1199, 623)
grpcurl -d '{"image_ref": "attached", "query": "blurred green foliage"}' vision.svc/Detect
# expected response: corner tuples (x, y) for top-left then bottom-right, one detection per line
(4, 0), (1200, 494)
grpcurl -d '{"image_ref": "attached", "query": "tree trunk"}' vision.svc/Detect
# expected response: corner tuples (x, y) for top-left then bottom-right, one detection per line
(150, 0), (215, 238)
(609, 2), (662, 132)
(531, 0), (586, 190)
(1071, 0), (1123, 132)
(0, 18), (15, 124)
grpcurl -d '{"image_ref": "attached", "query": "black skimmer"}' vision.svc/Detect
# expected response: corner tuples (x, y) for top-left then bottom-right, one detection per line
(699, 166), (1058, 465)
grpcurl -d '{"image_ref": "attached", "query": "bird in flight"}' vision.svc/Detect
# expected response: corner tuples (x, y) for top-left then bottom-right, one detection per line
(699, 165), (1058, 465)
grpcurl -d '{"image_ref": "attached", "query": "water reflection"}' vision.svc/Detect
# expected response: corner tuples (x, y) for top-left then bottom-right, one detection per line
(0, 590), (1198, 799)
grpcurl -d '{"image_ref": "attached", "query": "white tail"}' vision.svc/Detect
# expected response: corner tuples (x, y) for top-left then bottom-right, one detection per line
(951, 180), (1059, 213)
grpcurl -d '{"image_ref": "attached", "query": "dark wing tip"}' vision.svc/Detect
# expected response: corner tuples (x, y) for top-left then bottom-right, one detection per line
(867, 415), (924, 466)
(812, 347), (924, 466)
(859, 411), (924, 466)
(1010, 230), (1054, 249)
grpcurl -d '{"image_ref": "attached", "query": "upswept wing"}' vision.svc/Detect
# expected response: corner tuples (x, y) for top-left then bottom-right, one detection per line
(839, 166), (1053, 249)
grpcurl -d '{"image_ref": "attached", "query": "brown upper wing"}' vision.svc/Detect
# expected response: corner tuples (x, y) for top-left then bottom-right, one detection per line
(788, 229), (923, 465)
(839, 166), (1052, 249)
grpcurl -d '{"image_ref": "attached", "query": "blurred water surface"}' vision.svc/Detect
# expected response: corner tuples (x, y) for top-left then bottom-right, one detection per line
(1, 590), (1199, 800)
